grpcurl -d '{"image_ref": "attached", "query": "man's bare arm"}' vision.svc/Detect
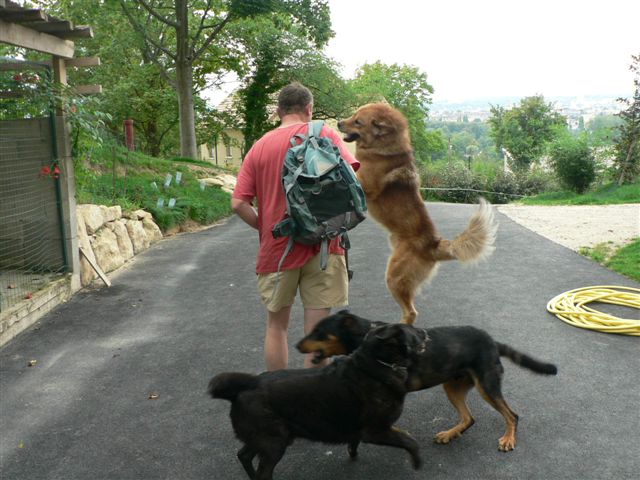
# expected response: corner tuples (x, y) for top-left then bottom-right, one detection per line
(231, 198), (259, 230)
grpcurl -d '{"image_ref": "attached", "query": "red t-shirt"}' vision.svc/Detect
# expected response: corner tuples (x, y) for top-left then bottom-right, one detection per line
(233, 123), (360, 274)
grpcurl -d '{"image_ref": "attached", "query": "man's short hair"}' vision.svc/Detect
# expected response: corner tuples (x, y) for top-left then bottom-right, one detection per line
(277, 82), (313, 115)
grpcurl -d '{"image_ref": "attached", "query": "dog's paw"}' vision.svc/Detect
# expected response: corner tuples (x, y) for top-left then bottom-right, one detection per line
(498, 435), (516, 452)
(434, 430), (459, 444)
(347, 441), (359, 459)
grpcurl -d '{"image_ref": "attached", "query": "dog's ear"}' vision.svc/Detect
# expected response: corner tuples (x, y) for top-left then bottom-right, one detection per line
(374, 325), (398, 341)
(372, 118), (395, 137)
(340, 310), (357, 328)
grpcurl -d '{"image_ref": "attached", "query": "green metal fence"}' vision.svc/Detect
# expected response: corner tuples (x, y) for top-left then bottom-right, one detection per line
(0, 58), (66, 312)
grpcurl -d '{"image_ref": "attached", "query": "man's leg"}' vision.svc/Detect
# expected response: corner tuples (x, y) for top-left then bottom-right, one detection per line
(299, 254), (349, 368)
(303, 307), (331, 368)
(265, 305), (292, 371)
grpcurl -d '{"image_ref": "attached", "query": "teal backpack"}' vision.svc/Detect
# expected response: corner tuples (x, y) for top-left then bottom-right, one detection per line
(272, 120), (367, 279)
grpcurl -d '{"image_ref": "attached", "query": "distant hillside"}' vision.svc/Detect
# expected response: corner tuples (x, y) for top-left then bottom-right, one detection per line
(430, 95), (623, 123)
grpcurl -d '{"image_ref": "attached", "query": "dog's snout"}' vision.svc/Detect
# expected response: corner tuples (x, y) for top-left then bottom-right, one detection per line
(337, 120), (344, 130)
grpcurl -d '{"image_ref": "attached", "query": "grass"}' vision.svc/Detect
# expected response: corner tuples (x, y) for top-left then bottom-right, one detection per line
(519, 181), (640, 205)
(605, 239), (640, 282)
(75, 142), (233, 231)
(522, 181), (639, 281)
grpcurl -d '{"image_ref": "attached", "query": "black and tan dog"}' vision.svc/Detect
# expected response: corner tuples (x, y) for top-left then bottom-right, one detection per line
(297, 310), (558, 452)
(209, 323), (427, 480)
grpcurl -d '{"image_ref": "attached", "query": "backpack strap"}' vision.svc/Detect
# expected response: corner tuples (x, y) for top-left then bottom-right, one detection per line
(268, 237), (296, 304)
(319, 237), (329, 271)
(309, 119), (325, 138)
(340, 232), (354, 281)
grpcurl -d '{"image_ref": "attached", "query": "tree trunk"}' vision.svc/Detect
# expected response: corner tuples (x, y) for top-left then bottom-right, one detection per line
(618, 136), (637, 186)
(175, 0), (197, 159)
(176, 60), (197, 159)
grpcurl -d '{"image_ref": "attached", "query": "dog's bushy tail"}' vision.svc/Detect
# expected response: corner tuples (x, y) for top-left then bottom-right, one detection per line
(498, 343), (558, 375)
(435, 198), (498, 263)
(208, 372), (259, 401)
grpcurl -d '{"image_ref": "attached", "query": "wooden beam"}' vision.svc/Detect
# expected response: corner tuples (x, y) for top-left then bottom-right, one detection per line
(60, 25), (93, 39)
(66, 56), (101, 68)
(0, 19), (74, 58)
(0, 61), (47, 71)
(79, 247), (111, 287)
(0, 91), (24, 98)
(31, 20), (73, 34)
(0, 9), (48, 23)
(74, 85), (103, 95)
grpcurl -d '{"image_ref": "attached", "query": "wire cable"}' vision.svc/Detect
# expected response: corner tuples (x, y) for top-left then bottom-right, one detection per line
(547, 286), (640, 336)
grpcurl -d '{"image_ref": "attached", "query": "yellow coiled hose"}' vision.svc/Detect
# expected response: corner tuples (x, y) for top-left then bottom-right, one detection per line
(547, 286), (640, 336)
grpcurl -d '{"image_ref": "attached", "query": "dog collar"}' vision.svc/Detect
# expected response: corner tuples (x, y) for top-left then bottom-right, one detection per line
(376, 359), (408, 373)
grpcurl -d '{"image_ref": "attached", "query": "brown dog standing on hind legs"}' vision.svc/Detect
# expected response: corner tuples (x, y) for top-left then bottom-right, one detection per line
(338, 103), (498, 324)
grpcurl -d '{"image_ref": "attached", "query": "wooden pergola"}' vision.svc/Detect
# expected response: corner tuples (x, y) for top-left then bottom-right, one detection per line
(0, 0), (101, 94)
(0, 0), (100, 293)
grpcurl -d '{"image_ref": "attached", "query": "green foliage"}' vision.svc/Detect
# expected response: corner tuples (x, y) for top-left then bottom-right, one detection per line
(224, 3), (335, 149)
(606, 239), (640, 281)
(488, 95), (567, 171)
(349, 62), (435, 161)
(421, 160), (483, 203)
(578, 239), (640, 281)
(578, 243), (613, 264)
(75, 143), (233, 231)
(38, 0), (180, 157)
(428, 120), (500, 162)
(421, 160), (554, 204)
(613, 53), (640, 185)
(548, 132), (596, 193)
(0, 65), (50, 119)
(520, 181), (640, 205)
(587, 114), (622, 146)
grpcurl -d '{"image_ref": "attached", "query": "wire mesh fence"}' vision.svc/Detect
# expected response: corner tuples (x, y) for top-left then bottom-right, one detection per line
(0, 58), (66, 313)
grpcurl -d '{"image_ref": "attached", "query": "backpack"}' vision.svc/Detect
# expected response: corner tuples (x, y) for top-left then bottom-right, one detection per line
(272, 120), (367, 278)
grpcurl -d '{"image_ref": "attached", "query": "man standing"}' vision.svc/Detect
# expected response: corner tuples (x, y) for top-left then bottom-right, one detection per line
(232, 82), (360, 370)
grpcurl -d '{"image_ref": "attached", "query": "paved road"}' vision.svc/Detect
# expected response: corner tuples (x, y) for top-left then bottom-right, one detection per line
(1, 203), (639, 480)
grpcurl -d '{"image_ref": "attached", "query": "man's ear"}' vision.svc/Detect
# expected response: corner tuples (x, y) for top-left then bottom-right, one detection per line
(305, 103), (313, 119)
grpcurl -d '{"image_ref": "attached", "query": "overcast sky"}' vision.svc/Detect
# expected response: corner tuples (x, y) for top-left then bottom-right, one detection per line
(324, 0), (639, 102)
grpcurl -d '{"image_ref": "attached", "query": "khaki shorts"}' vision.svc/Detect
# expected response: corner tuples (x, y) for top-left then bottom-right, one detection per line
(257, 253), (348, 312)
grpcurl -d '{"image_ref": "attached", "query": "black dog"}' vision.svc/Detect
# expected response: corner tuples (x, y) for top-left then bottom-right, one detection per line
(209, 323), (427, 480)
(296, 310), (558, 452)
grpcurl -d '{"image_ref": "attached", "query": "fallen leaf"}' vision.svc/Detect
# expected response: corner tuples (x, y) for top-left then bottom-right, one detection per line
(148, 392), (159, 400)
(7, 284), (16, 289)
(28, 360), (37, 367)
(25, 292), (33, 299)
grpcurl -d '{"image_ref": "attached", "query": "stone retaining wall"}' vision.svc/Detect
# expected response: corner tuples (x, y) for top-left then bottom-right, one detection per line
(76, 204), (163, 286)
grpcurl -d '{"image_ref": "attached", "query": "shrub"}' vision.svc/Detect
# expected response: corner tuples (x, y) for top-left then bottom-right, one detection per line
(549, 133), (596, 193)
(489, 171), (520, 203)
(422, 160), (485, 203)
(516, 168), (556, 196)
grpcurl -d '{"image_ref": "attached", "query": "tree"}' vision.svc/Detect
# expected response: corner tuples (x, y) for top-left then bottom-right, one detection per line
(36, 0), (181, 156)
(349, 62), (435, 161)
(228, 5), (334, 149)
(119, 0), (275, 159)
(488, 95), (567, 171)
(549, 131), (595, 193)
(587, 114), (622, 146)
(614, 54), (640, 185)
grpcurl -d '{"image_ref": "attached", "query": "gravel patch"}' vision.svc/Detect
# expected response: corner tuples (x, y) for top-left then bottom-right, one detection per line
(497, 203), (640, 251)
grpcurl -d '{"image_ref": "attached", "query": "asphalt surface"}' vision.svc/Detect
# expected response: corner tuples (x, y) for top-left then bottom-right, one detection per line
(1, 202), (639, 480)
